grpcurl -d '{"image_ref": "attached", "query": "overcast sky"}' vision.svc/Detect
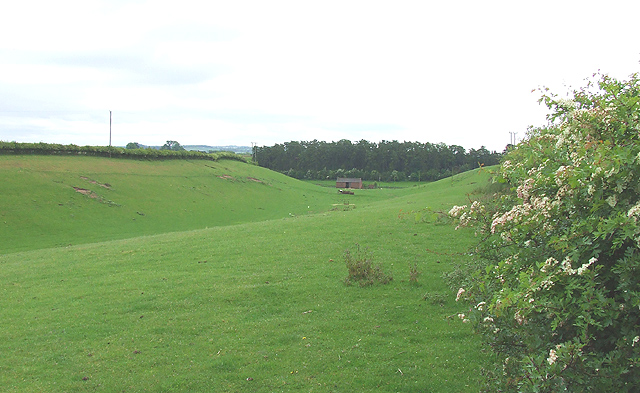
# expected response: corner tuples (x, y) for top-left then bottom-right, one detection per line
(1, 0), (638, 151)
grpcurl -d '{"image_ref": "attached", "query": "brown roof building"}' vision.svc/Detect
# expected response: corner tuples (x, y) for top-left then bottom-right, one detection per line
(336, 177), (363, 189)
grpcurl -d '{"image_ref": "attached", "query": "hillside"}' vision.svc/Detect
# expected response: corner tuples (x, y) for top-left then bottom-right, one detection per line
(0, 156), (328, 253)
(0, 155), (442, 254)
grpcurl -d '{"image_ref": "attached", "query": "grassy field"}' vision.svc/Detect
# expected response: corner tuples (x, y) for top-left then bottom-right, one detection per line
(0, 156), (491, 392)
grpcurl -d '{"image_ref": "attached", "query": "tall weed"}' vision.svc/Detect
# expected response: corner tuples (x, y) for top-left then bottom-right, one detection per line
(343, 244), (392, 287)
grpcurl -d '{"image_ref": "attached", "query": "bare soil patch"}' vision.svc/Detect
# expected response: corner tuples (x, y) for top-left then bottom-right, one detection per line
(73, 187), (99, 199)
(80, 176), (111, 189)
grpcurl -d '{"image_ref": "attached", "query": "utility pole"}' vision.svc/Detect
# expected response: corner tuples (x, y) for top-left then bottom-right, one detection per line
(509, 131), (518, 145)
(109, 110), (112, 158)
(251, 142), (257, 163)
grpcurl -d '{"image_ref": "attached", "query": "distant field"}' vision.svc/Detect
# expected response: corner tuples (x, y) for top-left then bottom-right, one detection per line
(305, 179), (427, 189)
(0, 155), (493, 392)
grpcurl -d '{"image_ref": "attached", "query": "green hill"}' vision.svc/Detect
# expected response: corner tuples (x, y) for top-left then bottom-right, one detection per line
(0, 155), (492, 392)
(1, 156), (354, 253)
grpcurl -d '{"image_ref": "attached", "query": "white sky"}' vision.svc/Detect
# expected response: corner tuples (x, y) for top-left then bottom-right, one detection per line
(1, 0), (638, 152)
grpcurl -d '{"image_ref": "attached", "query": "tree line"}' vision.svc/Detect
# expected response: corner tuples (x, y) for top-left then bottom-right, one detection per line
(254, 139), (503, 182)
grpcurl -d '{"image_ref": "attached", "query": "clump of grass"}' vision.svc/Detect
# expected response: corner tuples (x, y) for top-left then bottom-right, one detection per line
(409, 262), (421, 283)
(423, 292), (448, 306)
(398, 207), (451, 225)
(343, 244), (392, 287)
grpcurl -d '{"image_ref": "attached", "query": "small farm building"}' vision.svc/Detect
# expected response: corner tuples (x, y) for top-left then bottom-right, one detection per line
(336, 177), (363, 189)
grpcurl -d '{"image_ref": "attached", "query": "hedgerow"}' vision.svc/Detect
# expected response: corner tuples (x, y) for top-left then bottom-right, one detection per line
(0, 141), (245, 162)
(450, 71), (640, 392)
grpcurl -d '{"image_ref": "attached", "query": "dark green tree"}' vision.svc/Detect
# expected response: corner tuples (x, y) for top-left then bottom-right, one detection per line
(160, 141), (185, 151)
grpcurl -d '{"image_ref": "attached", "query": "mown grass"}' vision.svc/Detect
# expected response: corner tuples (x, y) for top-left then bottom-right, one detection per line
(0, 156), (492, 392)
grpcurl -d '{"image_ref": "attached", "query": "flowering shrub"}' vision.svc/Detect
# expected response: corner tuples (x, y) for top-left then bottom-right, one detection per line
(450, 72), (640, 392)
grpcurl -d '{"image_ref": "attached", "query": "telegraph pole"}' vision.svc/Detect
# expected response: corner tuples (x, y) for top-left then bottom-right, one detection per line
(251, 142), (257, 163)
(509, 131), (518, 145)
(109, 110), (112, 158)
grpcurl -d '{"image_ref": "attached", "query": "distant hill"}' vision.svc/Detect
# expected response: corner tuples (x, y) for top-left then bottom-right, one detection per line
(136, 144), (252, 154)
(184, 145), (252, 154)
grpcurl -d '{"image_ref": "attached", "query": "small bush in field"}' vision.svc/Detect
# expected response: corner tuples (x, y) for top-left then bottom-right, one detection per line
(343, 244), (392, 287)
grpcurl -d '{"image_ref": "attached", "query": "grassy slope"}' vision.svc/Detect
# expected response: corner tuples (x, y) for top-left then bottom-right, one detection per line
(0, 156), (491, 392)
(1, 156), (387, 253)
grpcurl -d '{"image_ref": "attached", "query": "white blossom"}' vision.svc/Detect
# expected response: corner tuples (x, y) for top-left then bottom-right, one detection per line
(577, 257), (597, 275)
(540, 257), (558, 273)
(517, 178), (535, 201)
(538, 279), (554, 291)
(628, 202), (640, 221)
(448, 205), (467, 217)
(561, 257), (577, 275)
(557, 98), (577, 112)
(456, 287), (466, 302)
(490, 204), (532, 234)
